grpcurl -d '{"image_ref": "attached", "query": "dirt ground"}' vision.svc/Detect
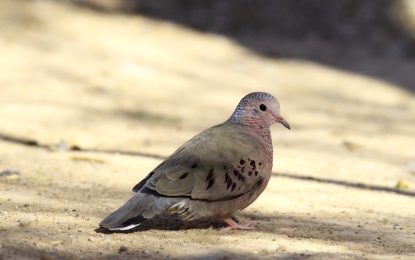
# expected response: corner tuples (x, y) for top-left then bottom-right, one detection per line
(1, 1), (415, 259)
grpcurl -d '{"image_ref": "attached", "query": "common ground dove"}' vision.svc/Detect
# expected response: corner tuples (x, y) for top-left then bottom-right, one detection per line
(100, 92), (290, 230)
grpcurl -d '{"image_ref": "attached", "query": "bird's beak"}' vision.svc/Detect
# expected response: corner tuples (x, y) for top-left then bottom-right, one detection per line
(275, 115), (290, 130)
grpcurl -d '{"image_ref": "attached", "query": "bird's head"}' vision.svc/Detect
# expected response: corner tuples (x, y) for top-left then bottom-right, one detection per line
(230, 92), (290, 130)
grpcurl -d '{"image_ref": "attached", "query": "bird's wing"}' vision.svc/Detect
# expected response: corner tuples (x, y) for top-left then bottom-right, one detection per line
(132, 123), (267, 201)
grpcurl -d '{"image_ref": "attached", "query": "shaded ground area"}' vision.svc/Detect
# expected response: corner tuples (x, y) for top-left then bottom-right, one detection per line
(62, 0), (415, 90)
(134, 0), (415, 91)
(1, 1), (415, 259)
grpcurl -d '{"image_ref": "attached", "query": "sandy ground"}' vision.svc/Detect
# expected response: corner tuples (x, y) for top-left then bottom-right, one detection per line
(1, 1), (415, 259)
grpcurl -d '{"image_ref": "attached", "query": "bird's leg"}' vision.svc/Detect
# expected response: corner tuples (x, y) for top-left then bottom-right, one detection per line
(222, 218), (255, 231)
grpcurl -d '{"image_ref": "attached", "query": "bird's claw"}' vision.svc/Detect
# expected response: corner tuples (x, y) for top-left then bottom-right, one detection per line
(222, 218), (255, 231)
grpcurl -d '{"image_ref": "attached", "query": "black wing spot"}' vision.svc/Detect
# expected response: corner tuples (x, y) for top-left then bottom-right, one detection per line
(225, 172), (232, 189)
(231, 183), (236, 192)
(241, 166), (245, 173)
(250, 160), (256, 170)
(225, 172), (233, 189)
(206, 178), (215, 190)
(233, 169), (239, 177)
(206, 168), (214, 181)
(248, 171), (253, 176)
(179, 172), (188, 179)
(226, 180), (232, 189)
(255, 171), (259, 176)
(191, 164), (198, 168)
(240, 159), (245, 165)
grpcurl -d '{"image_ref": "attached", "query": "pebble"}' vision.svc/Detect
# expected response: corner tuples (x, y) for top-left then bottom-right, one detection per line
(395, 180), (410, 190)
(50, 240), (63, 246)
(17, 219), (32, 228)
(0, 169), (21, 181)
(118, 246), (128, 253)
(276, 245), (287, 252)
(342, 140), (360, 151)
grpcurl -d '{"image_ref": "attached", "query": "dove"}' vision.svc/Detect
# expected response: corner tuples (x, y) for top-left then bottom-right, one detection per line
(100, 92), (290, 231)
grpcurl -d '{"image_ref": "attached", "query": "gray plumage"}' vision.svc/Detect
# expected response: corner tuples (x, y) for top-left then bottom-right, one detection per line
(100, 92), (290, 230)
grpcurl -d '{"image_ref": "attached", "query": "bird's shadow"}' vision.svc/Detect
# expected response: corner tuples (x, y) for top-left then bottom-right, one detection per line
(95, 213), (232, 234)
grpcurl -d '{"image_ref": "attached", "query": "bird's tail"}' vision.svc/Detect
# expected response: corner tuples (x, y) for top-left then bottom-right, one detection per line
(99, 192), (178, 231)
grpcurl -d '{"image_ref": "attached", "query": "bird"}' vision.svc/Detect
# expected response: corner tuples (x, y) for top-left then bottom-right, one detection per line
(99, 92), (290, 231)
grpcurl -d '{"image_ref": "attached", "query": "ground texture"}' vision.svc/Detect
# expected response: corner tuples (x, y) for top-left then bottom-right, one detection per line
(1, 1), (415, 259)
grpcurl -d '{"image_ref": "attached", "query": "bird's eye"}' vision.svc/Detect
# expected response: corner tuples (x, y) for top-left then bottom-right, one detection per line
(259, 104), (267, 111)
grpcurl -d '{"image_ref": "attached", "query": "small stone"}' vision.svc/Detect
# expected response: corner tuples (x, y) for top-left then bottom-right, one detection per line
(17, 219), (32, 228)
(118, 246), (128, 253)
(0, 169), (20, 181)
(395, 180), (410, 190)
(342, 141), (360, 151)
(50, 240), (63, 246)
(276, 245), (287, 252)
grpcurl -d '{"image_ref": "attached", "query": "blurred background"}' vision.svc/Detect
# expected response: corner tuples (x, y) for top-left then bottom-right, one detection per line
(1, 0), (415, 259)
(54, 0), (415, 89)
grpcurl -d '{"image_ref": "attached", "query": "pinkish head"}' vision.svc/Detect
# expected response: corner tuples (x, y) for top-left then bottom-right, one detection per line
(229, 92), (290, 129)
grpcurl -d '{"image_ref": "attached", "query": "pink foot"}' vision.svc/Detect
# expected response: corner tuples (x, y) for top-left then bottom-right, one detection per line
(222, 218), (255, 231)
